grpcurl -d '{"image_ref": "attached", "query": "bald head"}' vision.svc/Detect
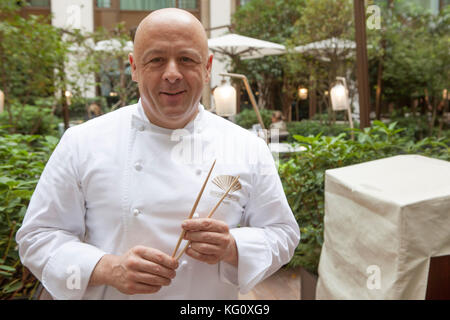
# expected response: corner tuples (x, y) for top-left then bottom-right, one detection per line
(128, 8), (213, 129)
(134, 8), (209, 63)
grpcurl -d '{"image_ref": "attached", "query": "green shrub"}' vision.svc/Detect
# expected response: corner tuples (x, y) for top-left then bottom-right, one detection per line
(286, 120), (352, 142)
(63, 97), (108, 121)
(0, 104), (59, 136)
(312, 112), (347, 122)
(388, 112), (450, 142)
(234, 108), (273, 129)
(0, 128), (59, 299)
(279, 121), (449, 274)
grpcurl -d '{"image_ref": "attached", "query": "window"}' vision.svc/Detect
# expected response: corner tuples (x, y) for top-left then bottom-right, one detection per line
(179, 0), (197, 9)
(120, 0), (198, 11)
(238, 0), (252, 6)
(120, 0), (175, 10)
(26, 0), (50, 7)
(97, 0), (112, 8)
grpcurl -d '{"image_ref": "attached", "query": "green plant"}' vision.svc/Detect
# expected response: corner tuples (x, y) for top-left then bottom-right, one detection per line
(0, 11), (70, 118)
(0, 129), (59, 299)
(0, 104), (59, 136)
(57, 96), (108, 121)
(280, 121), (449, 274)
(234, 108), (273, 129)
(388, 111), (450, 142)
(286, 120), (352, 142)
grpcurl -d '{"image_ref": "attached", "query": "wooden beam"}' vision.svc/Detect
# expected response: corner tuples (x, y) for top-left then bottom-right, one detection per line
(354, 0), (371, 128)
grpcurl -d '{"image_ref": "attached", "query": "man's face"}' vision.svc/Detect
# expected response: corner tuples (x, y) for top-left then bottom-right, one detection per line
(130, 17), (213, 129)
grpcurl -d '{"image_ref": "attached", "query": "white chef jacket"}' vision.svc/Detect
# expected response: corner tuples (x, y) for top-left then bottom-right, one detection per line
(16, 100), (300, 300)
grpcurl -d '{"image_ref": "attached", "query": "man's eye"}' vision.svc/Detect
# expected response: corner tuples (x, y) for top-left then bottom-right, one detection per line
(181, 57), (194, 63)
(149, 58), (163, 64)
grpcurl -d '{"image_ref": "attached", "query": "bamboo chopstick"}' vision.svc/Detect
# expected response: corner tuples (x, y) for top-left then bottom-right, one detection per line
(171, 159), (216, 258)
(175, 175), (240, 262)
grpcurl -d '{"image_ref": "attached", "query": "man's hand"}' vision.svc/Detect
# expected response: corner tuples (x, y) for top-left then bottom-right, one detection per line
(89, 246), (178, 295)
(182, 218), (238, 267)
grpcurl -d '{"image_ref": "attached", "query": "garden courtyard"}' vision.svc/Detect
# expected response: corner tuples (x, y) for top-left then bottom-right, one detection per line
(0, 0), (449, 300)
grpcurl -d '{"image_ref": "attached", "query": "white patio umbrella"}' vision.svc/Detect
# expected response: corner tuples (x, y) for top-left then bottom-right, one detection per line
(208, 33), (286, 60)
(293, 37), (356, 61)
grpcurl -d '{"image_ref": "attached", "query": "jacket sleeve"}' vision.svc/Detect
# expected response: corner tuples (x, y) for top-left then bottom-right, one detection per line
(219, 137), (300, 294)
(15, 128), (106, 300)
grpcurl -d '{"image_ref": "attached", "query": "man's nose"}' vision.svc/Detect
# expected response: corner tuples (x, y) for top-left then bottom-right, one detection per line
(163, 59), (182, 83)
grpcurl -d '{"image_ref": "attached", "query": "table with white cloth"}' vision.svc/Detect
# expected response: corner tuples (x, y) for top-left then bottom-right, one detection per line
(316, 155), (450, 299)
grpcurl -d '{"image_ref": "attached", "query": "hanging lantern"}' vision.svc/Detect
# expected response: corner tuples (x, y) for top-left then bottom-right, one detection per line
(65, 90), (72, 106)
(330, 83), (349, 111)
(298, 87), (308, 100)
(213, 82), (237, 116)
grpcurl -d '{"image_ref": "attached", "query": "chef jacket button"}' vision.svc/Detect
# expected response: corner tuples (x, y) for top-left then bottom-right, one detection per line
(132, 208), (141, 216)
(134, 162), (143, 171)
(138, 125), (145, 132)
(195, 169), (202, 175)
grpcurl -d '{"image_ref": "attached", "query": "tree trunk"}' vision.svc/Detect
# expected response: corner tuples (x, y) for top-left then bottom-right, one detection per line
(119, 58), (126, 107)
(257, 81), (265, 109)
(438, 98), (448, 138)
(424, 89), (436, 136)
(281, 81), (292, 123)
(62, 88), (70, 131)
(309, 76), (317, 119)
(375, 39), (385, 120)
(354, 0), (371, 128)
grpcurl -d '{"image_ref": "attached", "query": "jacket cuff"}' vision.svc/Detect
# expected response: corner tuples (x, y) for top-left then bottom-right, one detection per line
(219, 227), (272, 294)
(41, 241), (106, 300)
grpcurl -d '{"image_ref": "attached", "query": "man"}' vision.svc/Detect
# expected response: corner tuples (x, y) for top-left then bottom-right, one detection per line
(269, 111), (288, 142)
(16, 8), (300, 299)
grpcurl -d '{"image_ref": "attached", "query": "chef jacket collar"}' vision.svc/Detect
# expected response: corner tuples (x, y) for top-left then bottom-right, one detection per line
(131, 99), (206, 134)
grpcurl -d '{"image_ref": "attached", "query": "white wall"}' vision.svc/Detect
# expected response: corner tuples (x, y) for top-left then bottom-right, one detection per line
(51, 0), (96, 98)
(51, 0), (93, 32)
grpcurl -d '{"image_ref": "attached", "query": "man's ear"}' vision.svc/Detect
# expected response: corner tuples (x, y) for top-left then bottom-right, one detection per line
(204, 54), (213, 83)
(129, 53), (138, 82)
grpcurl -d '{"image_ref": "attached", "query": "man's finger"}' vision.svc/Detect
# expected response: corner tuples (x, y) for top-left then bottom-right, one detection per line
(134, 246), (178, 269)
(189, 242), (221, 255)
(184, 231), (227, 245)
(137, 260), (177, 280)
(134, 272), (172, 287)
(128, 283), (162, 295)
(186, 247), (217, 265)
(182, 218), (229, 233)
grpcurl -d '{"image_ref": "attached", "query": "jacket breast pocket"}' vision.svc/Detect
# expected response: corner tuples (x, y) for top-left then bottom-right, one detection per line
(195, 185), (248, 228)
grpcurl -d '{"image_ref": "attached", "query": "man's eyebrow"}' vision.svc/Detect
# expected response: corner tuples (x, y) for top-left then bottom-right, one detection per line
(141, 48), (202, 60)
(142, 49), (166, 61)
(179, 49), (202, 60)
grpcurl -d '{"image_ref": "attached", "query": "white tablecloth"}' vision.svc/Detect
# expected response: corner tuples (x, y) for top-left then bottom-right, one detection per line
(316, 155), (450, 299)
